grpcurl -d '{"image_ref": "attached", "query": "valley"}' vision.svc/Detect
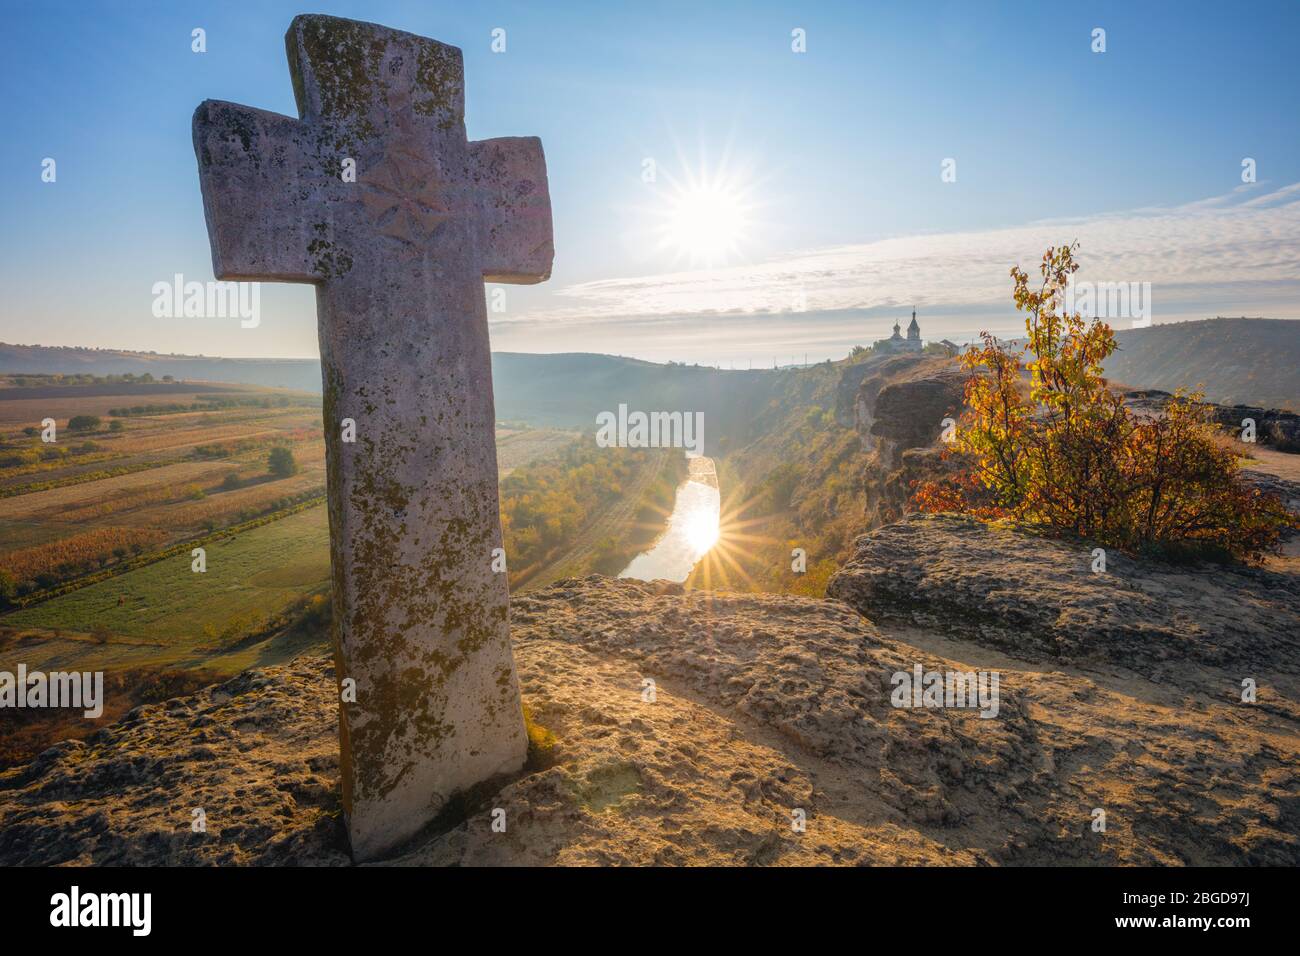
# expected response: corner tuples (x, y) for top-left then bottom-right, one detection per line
(0, 375), (594, 766)
(2, 323), (1298, 781)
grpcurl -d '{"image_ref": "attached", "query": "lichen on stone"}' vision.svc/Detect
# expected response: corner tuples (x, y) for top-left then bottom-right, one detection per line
(414, 42), (464, 129)
(293, 16), (385, 140)
(307, 238), (353, 279)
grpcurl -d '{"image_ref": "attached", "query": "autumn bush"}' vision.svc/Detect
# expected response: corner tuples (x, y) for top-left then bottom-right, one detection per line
(914, 244), (1294, 561)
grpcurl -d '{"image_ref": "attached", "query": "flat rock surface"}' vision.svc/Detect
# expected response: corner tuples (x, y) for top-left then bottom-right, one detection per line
(828, 514), (1300, 680)
(3, 536), (1297, 865)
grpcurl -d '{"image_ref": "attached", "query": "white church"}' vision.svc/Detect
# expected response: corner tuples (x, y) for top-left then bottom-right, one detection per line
(873, 308), (924, 355)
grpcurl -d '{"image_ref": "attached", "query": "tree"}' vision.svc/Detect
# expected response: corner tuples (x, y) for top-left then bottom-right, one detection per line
(67, 414), (101, 431)
(268, 445), (298, 478)
(914, 243), (1294, 561)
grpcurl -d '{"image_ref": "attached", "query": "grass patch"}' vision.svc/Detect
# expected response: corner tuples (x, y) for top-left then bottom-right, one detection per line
(576, 762), (642, 812)
(1, 506), (332, 675)
(523, 702), (557, 770)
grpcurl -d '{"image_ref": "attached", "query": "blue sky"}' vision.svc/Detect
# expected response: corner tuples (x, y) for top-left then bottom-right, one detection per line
(2, 0), (1298, 364)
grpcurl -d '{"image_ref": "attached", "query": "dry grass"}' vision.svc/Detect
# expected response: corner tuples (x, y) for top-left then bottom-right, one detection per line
(0, 460), (235, 521)
(143, 472), (326, 531)
(0, 391), (234, 425)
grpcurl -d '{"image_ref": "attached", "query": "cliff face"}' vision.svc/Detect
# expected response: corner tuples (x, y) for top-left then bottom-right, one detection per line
(834, 353), (964, 461)
(836, 354), (965, 528)
(4, 523), (1297, 865)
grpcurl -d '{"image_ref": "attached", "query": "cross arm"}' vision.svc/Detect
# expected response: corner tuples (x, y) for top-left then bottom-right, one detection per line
(469, 137), (554, 284)
(193, 100), (341, 283)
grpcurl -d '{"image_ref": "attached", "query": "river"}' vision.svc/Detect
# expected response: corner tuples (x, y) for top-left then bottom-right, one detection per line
(618, 456), (720, 583)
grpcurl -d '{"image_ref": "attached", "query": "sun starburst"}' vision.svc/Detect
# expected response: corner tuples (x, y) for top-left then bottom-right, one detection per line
(637, 140), (766, 269)
(676, 483), (786, 594)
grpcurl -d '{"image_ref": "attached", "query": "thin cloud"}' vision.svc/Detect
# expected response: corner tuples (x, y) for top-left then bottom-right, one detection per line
(545, 182), (1300, 322)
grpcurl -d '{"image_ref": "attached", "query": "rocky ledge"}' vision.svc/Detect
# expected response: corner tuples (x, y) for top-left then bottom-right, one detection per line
(1123, 390), (1300, 451)
(827, 514), (1300, 678)
(2, 523), (1297, 866)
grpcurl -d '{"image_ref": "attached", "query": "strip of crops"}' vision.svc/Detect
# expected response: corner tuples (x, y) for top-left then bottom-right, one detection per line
(3, 495), (326, 610)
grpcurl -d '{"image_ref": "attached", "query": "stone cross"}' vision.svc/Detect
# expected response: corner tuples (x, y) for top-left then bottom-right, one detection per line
(192, 14), (552, 861)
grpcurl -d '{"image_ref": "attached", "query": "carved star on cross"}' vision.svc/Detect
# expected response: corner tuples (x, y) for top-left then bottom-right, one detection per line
(359, 145), (451, 243)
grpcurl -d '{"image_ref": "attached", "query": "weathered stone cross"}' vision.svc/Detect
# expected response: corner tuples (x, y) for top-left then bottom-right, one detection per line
(192, 14), (552, 861)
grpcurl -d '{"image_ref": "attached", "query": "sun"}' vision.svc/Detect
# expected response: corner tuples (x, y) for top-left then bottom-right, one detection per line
(644, 151), (761, 267)
(663, 182), (750, 264)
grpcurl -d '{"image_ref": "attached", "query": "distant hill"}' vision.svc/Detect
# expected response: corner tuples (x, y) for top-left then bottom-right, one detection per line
(490, 352), (785, 441)
(8, 316), (1294, 436)
(0, 343), (322, 393)
(1103, 318), (1299, 411)
(0, 343), (792, 449)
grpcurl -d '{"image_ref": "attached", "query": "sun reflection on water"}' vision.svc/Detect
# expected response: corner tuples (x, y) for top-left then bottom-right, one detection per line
(619, 472), (721, 583)
(683, 501), (721, 556)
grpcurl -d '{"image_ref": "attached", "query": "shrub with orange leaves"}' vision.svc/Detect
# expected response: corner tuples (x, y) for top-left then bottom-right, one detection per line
(914, 243), (1294, 561)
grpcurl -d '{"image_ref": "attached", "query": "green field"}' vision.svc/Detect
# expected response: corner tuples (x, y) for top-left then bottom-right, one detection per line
(2, 505), (331, 675)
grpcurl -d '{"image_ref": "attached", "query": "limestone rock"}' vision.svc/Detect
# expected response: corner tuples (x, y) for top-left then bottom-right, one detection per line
(827, 513), (1300, 675)
(869, 372), (965, 449)
(4, 564), (1297, 866)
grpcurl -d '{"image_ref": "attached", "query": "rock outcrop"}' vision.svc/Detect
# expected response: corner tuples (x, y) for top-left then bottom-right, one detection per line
(1210, 405), (1300, 452)
(840, 355), (964, 465)
(825, 354), (969, 530)
(1123, 390), (1300, 452)
(870, 371), (966, 450)
(4, 535), (1297, 866)
(828, 514), (1300, 677)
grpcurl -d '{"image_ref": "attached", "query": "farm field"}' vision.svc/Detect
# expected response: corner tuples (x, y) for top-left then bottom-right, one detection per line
(496, 427), (580, 475)
(1, 504), (332, 676)
(0, 381), (245, 425)
(0, 374), (584, 686)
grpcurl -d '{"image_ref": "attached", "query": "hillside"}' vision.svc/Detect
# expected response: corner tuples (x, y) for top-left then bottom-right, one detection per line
(491, 352), (779, 441)
(0, 344), (788, 439)
(1103, 318), (1300, 410)
(7, 317), (1296, 429)
(690, 318), (1300, 596)
(0, 343), (322, 394)
(3, 520), (1296, 866)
